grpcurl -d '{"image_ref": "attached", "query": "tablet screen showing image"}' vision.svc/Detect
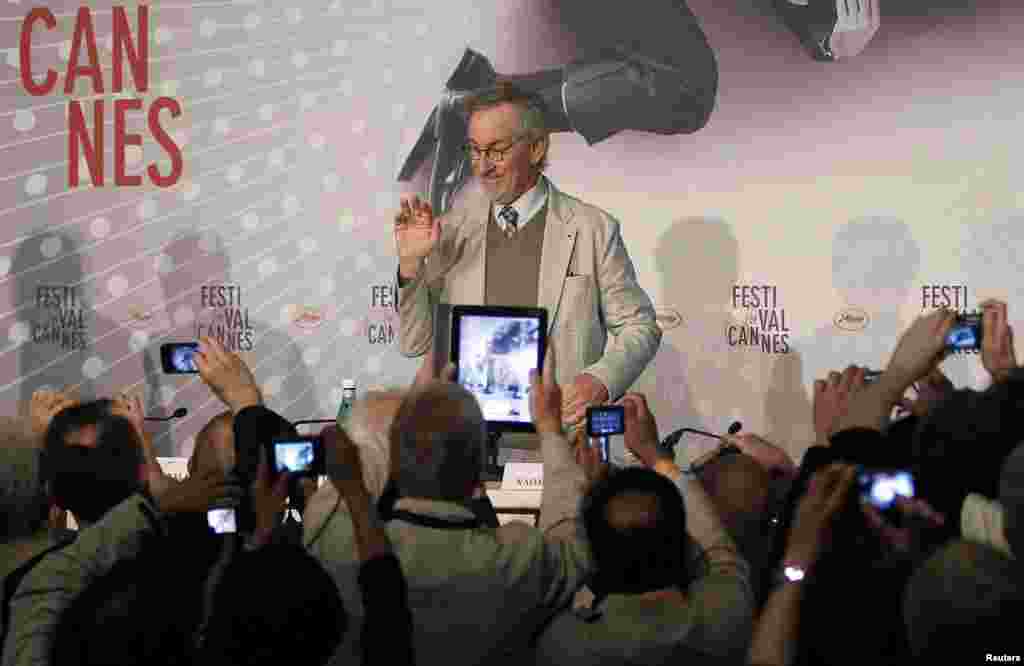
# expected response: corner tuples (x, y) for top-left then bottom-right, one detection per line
(451, 306), (547, 433)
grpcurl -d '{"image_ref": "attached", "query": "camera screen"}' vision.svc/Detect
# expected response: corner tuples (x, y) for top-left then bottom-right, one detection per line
(859, 470), (914, 510)
(274, 441), (315, 473)
(456, 315), (541, 424)
(946, 324), (979, 350)
(169, 344), (198, 372)
(207, 508), (236, 534)
(588, 408), (624, 436)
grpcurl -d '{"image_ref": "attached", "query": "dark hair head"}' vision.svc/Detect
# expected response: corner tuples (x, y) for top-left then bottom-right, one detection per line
(913, 371), (1024, 520)
(463, 80), (550, 170)
(200, 544), (346, 666)
(583, 467), (694, 595)
(43, 400), (144, 523)
(792, 497), (914, 665)
(903, 540), (1024, 660)
(52, 535), (207, 666)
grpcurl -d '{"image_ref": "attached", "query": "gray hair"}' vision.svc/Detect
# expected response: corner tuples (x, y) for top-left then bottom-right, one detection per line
(464, 81), (550, 171)
(342, 388), (406, 498)
(390, 382), (487, 502)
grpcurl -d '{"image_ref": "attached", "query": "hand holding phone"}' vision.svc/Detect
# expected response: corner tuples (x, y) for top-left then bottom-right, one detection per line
(945, 312), (983, 352)
(586, 406), (625, 463)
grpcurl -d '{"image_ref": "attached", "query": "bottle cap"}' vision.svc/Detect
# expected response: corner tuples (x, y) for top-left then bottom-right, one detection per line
(342, 379), (356, 390)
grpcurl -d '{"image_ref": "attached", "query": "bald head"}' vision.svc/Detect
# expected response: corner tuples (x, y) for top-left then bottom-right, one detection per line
(390, 382), (486, 501)
(583, 468), (690, 594)
(189, 411), (235, 477)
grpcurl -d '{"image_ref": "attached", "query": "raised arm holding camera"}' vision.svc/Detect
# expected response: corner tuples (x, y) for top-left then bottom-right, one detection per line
(534, 391), (752, 664)
(980, 299), (1018, 383)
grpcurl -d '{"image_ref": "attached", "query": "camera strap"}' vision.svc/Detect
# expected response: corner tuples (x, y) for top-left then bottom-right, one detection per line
(388, 510), (481, 530)
(377, 481), (482, 530)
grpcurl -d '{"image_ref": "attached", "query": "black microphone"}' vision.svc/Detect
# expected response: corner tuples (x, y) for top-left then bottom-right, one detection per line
(144, 407), (187, 422)
(660, 421), (743, 452)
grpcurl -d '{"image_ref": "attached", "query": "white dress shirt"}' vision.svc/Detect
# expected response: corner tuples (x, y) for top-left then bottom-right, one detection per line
(492, 176), (549, 234)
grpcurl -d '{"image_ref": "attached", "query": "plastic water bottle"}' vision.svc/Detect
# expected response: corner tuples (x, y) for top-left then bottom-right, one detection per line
(336, 379), (357, 426)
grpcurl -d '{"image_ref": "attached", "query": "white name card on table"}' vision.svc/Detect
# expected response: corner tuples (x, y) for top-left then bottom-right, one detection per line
(501, 462), (543, 490)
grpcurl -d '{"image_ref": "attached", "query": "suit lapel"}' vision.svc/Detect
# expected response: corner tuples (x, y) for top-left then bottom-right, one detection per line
(539, 180), (577, 335)
(458, 196), (490, 305)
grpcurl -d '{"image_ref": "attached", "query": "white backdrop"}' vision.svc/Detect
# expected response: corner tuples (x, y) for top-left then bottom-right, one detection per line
(1, 1), (1020, 463)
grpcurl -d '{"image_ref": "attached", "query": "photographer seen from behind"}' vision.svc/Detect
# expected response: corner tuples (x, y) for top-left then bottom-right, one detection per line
(533, 392), (753, 664)
(306, 346), (595, 666)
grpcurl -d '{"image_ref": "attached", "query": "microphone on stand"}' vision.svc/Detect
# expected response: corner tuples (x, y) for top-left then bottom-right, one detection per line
(659, 421), (743, 453)
(144, 407), (188, 422)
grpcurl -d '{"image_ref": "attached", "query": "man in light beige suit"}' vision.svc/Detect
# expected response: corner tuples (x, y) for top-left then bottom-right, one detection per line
(393, 82), (661, 433)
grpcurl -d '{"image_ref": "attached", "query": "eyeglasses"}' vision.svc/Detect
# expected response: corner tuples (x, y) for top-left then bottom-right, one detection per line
(463, 136), (527, 164)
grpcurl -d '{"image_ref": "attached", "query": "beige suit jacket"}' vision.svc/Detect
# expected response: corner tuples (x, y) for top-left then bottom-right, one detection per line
(397, 177), (661, 402)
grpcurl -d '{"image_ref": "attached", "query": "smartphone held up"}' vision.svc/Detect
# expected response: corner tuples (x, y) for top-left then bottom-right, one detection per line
(945, 312), (983, 352)
(586, 405), (625, 464)
(857, 468), (915, 512)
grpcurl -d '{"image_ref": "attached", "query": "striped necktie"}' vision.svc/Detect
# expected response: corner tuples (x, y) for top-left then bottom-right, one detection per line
(498, 205), (519, 238)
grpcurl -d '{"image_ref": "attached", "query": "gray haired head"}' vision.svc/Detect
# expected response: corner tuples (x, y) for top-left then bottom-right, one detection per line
(390, 382), (487, 502)
(463, 81), (550, 171)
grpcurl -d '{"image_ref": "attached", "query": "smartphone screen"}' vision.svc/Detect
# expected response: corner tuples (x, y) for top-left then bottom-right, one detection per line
(161, 342), (199, 374)
(207, 508), (237, 534)
(587, 406), (625, 438)
(945, 314), (982, 352)
(858, 469), (914, 510)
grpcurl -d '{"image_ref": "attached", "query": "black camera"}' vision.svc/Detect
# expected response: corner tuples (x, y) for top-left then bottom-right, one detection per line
(265, 436), (325, 478)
